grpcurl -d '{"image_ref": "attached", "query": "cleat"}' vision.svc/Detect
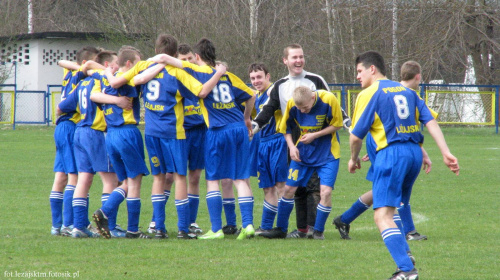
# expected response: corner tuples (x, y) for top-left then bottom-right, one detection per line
(306, 226), (314, 238)
(177, 230), (197, 239)
(222, 225), (238, 235)
(308, 229), (325, 240)
(260, 227), (287, 239)
(51, 226), (61, 236)
(388, 268), (419, 280)
(333, 215), (351, 240)
(236, 224), (255, 240)
(406, 231), (427, 241)
(147, 221), (156, 234)
(154, 230), (169, 239)
(197, 230), (224, 240)
(87, 224), (100, 235)
(92, 209), (110, 239)
(60, 226), (73, 237)
(189, 223), (203, 235)
(114, 224), (126, 233)
(71, 227), (101, 238)
(126, 231), (152, 239)
(254, 226), (271, 236)
(286, 229), (307, 238)
(110, 229), (126, 238)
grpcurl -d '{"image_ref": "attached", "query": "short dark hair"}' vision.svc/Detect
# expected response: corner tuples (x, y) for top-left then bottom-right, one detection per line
(178, 43), (193, 55)
(155, 34), (178, 56)
(248, 63), (269, 75)
(355, 51), (386, 76)
(283, 43), (302, 59)
(95, 50), (117, 65)
(117, 46), (141, 67)
(193, 38), (216, 67)
(400, 61), (421, 81)
(76, 46), (99, 64)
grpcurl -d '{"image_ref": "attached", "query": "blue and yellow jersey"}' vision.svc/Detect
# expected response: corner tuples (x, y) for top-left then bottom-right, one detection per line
(59, 72), (106, 131)
(57, 68), (84, 125)
(130, 63), (204, 139)
(255, 84), (282, 138)
(350, 79), (435, 151)
(181, 61), (254, 129)
(279, 90), (343, 165)
(183, 96), (205, 130)
(98, 71), (141, 127)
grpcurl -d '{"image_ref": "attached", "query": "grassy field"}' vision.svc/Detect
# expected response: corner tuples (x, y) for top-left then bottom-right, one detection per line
(0, 125), (498, 279)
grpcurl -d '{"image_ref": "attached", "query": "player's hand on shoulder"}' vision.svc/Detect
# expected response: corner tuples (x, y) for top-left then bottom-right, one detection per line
(116, 96), (132, 110)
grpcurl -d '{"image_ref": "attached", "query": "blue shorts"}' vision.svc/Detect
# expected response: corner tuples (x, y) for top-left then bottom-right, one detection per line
(372, 142), (422, 210)
(186, 125), (206, 171)
(258, 134), (287, 188)
(145, 135), (187, 176)
(247, 132), (260, 177)
(73, 127), (114, 174)
(106, 125), (150, 181)
(53, 120), (77, 174)
(205, 122), (250, 180)
(286, 159), (339, 188)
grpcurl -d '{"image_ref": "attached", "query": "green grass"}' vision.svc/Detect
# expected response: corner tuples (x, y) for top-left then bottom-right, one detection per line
(0, 125), (498, 279)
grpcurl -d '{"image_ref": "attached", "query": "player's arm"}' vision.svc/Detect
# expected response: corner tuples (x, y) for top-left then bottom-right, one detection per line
(148, 54), (183, 69)
(57, 60), (80, 71)
(104, 67), (126, 88)
(57, 89), (78, 115)
(243, 94), (256, 137)
(133, 63), (166, 85)
(421, 146), (432, 174)
(424, 119), (459, 175)
(90, 91), (132, 110)
(285, 133), (300, 162)
(81, 60), (105, 76)
(199, 63), (227, 99)
(299, 125), (341, 144)
(348, 133), (363, 173)
(252, 85), (280, 133)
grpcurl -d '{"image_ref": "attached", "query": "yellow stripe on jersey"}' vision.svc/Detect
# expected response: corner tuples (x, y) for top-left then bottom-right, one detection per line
(226, 72), (255, 97)
(199, 99), (210, 127)
(174, 92), (186, 139)
(122, 60), (154, 84)
(166, 66), (203, 96)
(181, 61), (212, 74)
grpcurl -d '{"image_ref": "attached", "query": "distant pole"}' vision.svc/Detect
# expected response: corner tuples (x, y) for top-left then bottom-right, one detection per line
(28, 0), (33, 34)
(13, 61), (17, 130)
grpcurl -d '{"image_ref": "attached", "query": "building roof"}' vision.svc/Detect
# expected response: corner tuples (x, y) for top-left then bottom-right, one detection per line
(0, 31), (148, 42)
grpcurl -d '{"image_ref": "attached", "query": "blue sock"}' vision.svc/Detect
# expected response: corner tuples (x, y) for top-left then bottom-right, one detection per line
(382, 228), (414, 272)
(393, 214), (410, 253)
(49, 191), (64, 228)
(188, 194), (200, 224)
(101, 193), (110, 207)
(72, 197), (88, 230)
(206, 191), (223, 232)
(102, 188), (126, 231)
(314, 203), (332, 232)
(238, 196), (254, 228)
(152, 190), (170, 223)
(127, 198), (141, 233)
(152, 195), (166, 232)
(341, 197), (370, 224)
(222, 198), (236, 226)
(175, 198), (190, 233)
(63, 185), (75, 227)
(276, 197), (294, 232)
(261, 200), (278, 230)
(398, 203), (415, 235)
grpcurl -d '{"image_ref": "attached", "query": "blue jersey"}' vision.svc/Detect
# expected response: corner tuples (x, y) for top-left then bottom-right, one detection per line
(100, 71), (141, 127)
(59, 71), (106, 131)
(56, 68), (82, 125)
(181, 61), (254, 129)
(279, 90), (343, 166)
(350, 79), (435, 151)
(183, 97), (205, 130)
(255, 84), (282, 138)
(134, 63), (204, 139)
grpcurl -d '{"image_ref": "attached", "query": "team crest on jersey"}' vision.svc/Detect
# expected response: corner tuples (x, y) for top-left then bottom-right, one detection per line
(300, 126), (321, 135)
(316, 115), (326, 125)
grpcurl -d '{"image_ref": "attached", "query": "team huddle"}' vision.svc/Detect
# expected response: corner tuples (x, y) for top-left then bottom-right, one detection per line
(48, 34), (460, 280)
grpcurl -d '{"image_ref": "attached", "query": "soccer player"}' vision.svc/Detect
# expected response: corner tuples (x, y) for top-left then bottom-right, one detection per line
(247, 63), (287, 235)
(252, 43), (351, 238)
(260, 86), (343, 240)
(50, 46), (99, 236)
(348, 51), (459, 279)
(90, 46), (151, 239)
(333, 60), (432, 241)
(57, 50), (124, 238)
(149, 38), (257, 240)
(109, 36), (225, 239)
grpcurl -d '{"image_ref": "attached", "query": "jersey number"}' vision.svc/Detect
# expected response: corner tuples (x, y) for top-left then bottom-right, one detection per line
(146, 80), (160, 101)
(78, 88), (87, 109)
(288, 168), (299, 181)
(212, 84), (232, 103)
(393, 95), (409, 119)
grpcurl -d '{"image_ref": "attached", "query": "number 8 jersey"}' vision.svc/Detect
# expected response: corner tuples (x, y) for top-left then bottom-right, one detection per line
(350, 79), (434, 152)
(180, 61), (254, 129)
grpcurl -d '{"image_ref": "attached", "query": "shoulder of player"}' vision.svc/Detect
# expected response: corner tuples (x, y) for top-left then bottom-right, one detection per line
(303, 71), (328, 86)
(316, 89), (338, 103)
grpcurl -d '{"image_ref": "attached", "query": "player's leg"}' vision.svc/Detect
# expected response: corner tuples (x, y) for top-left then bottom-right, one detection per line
(93, 171), (118, 238)
(149, 173), (172, 234)
(257, 186), (278, 235)
(198, 180), (224, 239)
(71, 172), (98, 238)
(61, 173), (78, 236)
(187, 169), (203, 234)
(333, 190), (372, 240)
(125, 174), (150, 239)
(221, 178), (237, 234)
(398, 203), (427, 241)
(234, 178), (255, 239)
(50, 172), (67, 235)
(174, 172), (194, 238)
(305, 171), (321, 237)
